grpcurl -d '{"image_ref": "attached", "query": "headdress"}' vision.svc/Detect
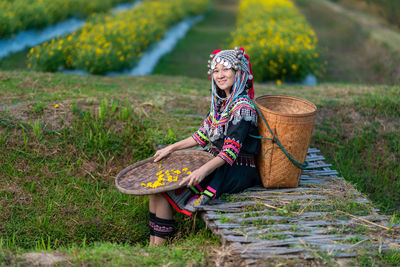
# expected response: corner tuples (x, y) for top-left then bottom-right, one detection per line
(207, 47), (254, 123)
(207, 47), (254, 100)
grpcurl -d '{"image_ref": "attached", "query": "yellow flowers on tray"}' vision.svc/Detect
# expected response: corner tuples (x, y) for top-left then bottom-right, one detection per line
(141, 167), (192, 189)
(230, 0), (321, 82)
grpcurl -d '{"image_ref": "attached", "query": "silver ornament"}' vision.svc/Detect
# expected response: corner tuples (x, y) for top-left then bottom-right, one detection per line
(248, 74), (253, 80)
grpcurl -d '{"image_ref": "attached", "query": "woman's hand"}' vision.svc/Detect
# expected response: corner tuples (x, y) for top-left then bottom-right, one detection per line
(179, 168), (208, 187)
(153, 145), (174, 162)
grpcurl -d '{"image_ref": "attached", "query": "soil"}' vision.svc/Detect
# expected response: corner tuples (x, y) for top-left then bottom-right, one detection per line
(22, 252), (67, 266)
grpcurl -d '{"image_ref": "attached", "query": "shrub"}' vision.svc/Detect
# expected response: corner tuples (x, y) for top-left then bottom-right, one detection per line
(230, 0), (321, 82)
(0, 0), (132, 38)
(28, 0), (210, 74)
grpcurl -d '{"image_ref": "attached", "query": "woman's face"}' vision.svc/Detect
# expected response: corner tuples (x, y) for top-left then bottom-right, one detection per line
(212, 63), (235, 92)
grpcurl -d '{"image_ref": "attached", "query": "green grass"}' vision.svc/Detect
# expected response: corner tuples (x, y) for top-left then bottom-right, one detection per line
(294, 0), (400, 85)
(0, 49), (30, 71)
(0, 70), (399, 265)
(153, 0), (239, 78)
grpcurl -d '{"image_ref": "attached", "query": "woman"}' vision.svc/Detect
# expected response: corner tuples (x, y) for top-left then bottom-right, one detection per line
(149, 47), (260, 246)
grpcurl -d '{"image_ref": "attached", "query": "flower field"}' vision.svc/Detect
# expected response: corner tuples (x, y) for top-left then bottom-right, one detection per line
(230, 0), (321, 82)
(0, 0), (132, 38)
(28, 0), (210, 74)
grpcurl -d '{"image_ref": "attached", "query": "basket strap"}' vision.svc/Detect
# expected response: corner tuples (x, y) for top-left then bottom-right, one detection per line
(236, 95), (309, 170)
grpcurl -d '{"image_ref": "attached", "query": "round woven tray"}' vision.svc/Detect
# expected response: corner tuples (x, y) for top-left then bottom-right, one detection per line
(115, 150), (214, 195)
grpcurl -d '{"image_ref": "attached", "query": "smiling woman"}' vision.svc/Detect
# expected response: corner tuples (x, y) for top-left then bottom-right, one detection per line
(212, 64), (235, 93)
(148, 47), (261, 246)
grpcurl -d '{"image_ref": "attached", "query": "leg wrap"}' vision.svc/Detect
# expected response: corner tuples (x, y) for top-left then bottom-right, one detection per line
(153, 216), (175, 239)
(149, 212), (156, 236)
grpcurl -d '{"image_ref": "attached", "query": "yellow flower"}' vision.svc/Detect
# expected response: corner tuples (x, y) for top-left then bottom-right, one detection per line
(120, 56), (125, 61)
(54, 104), (59, 108)
(276, 80), (282, 86)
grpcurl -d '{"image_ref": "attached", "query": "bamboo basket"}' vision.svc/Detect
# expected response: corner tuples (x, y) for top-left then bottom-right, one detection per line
(115, 150), (213, 195)
(254, 95), (317, 188)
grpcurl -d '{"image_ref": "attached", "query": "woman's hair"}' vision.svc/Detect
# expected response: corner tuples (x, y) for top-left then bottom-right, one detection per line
(214, 76), (252, 99)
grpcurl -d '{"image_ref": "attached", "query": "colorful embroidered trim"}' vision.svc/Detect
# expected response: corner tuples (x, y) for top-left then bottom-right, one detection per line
(204, 186), (216, 199)
(152, 216), (175, 239)
(208, 146), (256, 167)
(203, 96), (258, 142)
(218, 138), (242, 165)
(162, 192), (193, 216)
(149, 212), (156, 236)
(192, 127), (208, 147)
(189, 185), (200, 195)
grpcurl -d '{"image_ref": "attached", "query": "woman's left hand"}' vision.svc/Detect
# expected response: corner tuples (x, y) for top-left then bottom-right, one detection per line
(179, 168), (207, 187)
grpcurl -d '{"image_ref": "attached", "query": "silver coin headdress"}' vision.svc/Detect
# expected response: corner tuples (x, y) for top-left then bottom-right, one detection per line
(207, 47), (253, 80)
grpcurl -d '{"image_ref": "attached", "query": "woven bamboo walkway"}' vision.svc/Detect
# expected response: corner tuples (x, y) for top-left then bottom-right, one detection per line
(199, 148), (400, 264)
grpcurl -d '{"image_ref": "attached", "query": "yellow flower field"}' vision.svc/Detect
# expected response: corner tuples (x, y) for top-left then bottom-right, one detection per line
(231, 0), (321, 82)
(0, 0), (132, 38)
(28, 0), (210, 74)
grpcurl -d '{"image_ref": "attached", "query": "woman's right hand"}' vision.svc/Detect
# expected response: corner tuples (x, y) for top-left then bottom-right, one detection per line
(153, 145), (174, 162)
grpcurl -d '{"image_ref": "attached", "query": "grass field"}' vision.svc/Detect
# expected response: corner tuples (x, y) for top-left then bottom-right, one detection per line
(153, 0), (239, 79)
(0, 0), (399, 265)
(0, 70), (399, 265)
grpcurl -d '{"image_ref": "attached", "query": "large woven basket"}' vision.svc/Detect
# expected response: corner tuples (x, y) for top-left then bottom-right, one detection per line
(255, 95), (317, 188)
(115, 150), (214, 195)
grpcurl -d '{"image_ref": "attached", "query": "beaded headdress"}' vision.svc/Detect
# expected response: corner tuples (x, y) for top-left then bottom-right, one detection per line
(207, 47), (254, 100)
(207, 47), (255, 123)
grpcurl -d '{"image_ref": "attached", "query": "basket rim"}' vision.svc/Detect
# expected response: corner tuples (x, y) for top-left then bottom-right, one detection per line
(255, 94), (317, 118)
(115, 150), (213, 195)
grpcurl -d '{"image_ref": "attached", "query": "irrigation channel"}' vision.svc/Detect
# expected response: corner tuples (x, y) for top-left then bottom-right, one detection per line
(0, 1), (141, 60)
(0, 0), (318, 84)
(63, 15), (205, 76)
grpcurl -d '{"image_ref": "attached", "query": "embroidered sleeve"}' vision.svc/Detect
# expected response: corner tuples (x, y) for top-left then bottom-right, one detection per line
(191, 116), (209, 147)
(218, 137), (243, 165)
(217, 99), (257, 165)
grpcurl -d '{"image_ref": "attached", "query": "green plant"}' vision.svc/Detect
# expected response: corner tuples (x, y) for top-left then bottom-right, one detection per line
(32, 102), (45, 114)
(230, 0), (321, 82)
(0, 0), (133, 38)
(28, 0), (211, 74)
(0, 129), (8, 144)
(30, 119), (42, 140)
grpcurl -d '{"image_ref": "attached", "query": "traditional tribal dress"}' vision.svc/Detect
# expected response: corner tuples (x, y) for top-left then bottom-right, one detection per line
(163, 93), (261, 216)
